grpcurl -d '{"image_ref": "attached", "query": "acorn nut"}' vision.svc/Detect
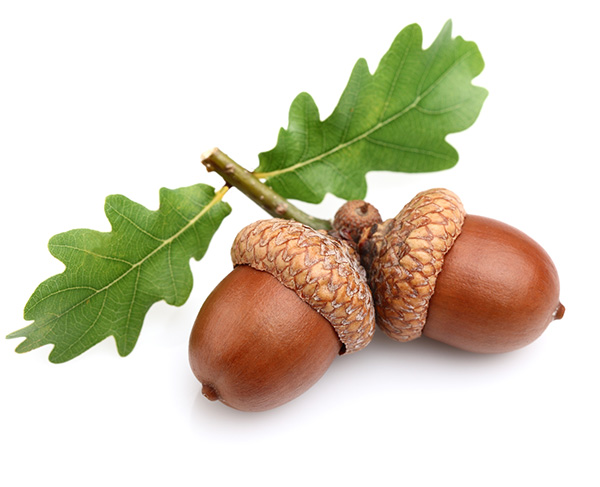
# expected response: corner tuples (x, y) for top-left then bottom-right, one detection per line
(189, 219), (376, 411)
(360, 188), (564, 353)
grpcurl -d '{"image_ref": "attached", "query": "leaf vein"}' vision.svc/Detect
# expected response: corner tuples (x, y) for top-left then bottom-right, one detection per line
(168, 243), (178, 304)
(164, 196), (193, 225)
(49, 244), (134, 266)
(105, 201), (165, 242)
(415, 101), (466, 115)
(380, 26), (413, 123)
(124, 265), (141, 352)
(419, 49), (476, 100)
(25, 286), (99, 315)
(52, 290), (109, 362)
(365, 136), (454, 161)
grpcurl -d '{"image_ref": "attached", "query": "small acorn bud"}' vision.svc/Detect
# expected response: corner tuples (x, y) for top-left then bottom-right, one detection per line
(361, 188), (564, 353)
(189, 219), (375, 411)
(333, 200), (382, 243)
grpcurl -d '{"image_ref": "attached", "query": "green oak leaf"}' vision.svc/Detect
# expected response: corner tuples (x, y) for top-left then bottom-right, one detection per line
(255, 21), (488, 203)
(8, 184), (231, 363)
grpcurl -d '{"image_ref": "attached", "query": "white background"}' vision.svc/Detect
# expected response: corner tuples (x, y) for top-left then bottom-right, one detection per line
(1, 1), (598, 486)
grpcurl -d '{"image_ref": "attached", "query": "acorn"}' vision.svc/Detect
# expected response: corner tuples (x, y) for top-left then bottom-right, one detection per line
(332, 199), (383, 243)
(358, 188), (564, 353)
(189, 219), (375, 412)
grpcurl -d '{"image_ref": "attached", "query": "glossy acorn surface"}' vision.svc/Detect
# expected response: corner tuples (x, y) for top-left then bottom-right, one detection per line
(423, 215), (564, 353)
(189, 265), (341, 412)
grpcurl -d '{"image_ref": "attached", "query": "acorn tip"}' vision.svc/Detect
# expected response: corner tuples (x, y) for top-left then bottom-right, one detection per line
(202, 383), (219, 401)
(553, 302), (565, 321)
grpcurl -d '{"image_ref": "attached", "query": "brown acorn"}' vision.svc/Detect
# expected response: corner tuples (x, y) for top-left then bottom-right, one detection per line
(359, 188), (564, 353)
(332, 199), (383, 243)
(189, 219), (375, 412)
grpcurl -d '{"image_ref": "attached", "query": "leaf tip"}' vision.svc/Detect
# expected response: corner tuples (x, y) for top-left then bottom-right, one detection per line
(7, 332), (38, 356)
(6, 329), (22, 341)
(6, 321), (32, 343)
(434, 19), (454, 45)
(48, 348), (77, 364)
(290, 91), (319, 112)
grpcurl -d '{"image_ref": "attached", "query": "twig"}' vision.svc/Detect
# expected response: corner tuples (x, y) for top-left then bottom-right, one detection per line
(201, 148), (332, 230)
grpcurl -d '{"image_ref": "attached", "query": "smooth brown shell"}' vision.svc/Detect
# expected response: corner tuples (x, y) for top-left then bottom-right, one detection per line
(189, 265), (341, 412)
(423, 215), (563, 353)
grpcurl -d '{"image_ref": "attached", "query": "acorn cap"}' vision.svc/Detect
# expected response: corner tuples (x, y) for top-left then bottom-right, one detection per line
(231, 219), (376, 353)
(365, 188), (466, 342)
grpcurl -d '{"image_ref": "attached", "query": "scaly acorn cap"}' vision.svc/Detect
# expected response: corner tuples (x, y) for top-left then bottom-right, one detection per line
(362, 188), (466, 342)
(231, 219), (376, 354)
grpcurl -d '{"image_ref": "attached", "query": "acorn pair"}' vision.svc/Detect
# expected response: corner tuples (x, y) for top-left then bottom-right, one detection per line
(189, 189), (564, 411)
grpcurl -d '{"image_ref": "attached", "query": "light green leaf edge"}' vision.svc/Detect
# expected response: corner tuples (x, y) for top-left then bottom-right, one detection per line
(8, 184), (231, 363)
(255, 20), (488, 203)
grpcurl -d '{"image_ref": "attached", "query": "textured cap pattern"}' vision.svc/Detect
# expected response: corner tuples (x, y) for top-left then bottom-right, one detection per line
(366, 188), (466, 342)
(231, 219), (376, 353)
